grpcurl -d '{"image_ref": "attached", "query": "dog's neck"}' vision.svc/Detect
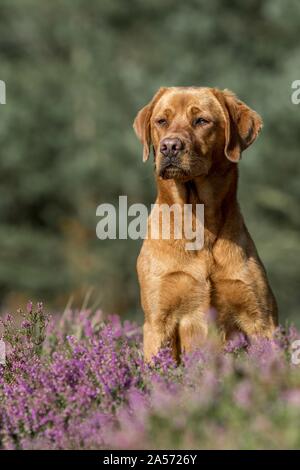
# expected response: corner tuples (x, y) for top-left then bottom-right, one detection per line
(156, 164), (239, 244)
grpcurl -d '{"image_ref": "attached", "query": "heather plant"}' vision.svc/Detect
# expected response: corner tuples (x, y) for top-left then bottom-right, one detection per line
(1, 302), (49, 352)
(1, 1), (300, 324)
(1, 304), (300, 449)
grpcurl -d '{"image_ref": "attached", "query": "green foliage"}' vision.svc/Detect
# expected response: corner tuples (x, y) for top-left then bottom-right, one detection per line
(0, 0), (299, 321)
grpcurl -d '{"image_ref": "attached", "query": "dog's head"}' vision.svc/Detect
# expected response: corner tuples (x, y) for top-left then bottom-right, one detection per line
(133, 87), (262, 181)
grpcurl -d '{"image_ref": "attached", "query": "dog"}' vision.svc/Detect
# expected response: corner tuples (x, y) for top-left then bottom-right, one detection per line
(133, 87), (278, 362)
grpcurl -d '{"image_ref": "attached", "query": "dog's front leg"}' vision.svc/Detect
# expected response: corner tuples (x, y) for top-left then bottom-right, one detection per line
(143, 319), (179, 363)
(212, 278), (277, 340)
(143, 276), (211, 362)
(178, 312), (209, 354)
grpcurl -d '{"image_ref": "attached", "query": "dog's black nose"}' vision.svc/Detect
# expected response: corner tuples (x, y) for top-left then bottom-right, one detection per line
(160, 138), (184, 158)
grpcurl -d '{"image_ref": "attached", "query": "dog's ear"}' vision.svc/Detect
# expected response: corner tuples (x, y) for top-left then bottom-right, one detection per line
(215, 89), (263, 163)
(133, 87), (167, 162)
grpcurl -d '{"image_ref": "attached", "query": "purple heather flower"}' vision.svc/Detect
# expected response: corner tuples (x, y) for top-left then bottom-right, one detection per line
(0, 305), (299, 450)
(282, 389), (300, 407)
(234, 380), (252, 409)
(225, 332), (248, 354)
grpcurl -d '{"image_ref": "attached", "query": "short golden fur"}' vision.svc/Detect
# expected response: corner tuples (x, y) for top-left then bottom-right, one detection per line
(133, 87), (278, 362)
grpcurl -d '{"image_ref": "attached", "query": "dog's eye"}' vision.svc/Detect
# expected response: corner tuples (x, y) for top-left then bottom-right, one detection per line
(156, 118), (168, 127)
(193, 117), (209, 126)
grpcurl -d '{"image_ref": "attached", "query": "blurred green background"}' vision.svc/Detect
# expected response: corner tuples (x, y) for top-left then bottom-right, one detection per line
(0, 0), (299, 323)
